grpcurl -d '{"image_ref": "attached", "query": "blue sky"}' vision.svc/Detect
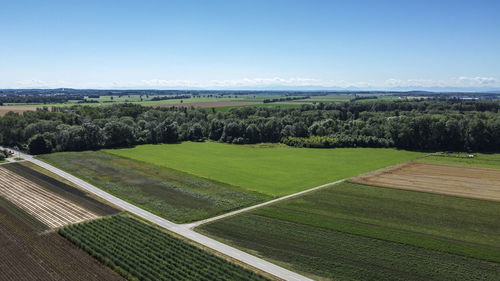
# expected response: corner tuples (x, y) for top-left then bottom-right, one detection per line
(1, 0), (499, 90)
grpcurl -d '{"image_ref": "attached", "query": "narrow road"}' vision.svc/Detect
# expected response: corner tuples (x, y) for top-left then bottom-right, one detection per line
(1, 147), (314, 281)
(184, 179), (344, 229)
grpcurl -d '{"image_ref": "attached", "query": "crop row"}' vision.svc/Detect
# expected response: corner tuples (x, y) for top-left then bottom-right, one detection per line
(0, 167), (98, 228)
(59, 215), (270, 281)
(0, 197), (124, 281)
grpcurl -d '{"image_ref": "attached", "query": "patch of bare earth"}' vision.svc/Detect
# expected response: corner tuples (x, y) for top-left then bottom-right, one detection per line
(155, 101), (261, 108)
(0, 167), (99, 228)
(0, 106), (37, 116)
(350, 162), (500, 202)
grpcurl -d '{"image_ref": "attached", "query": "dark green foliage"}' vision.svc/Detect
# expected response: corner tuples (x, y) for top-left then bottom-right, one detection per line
(1, 100), (500, 153)
(0, 149), (8, 160)
(28, 134), (53, 154)
(282, 135), (393, 148)
(59, 216), (270, 281)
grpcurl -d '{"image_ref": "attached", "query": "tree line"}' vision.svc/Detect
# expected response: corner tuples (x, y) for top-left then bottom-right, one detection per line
(0, 100), (499, 154)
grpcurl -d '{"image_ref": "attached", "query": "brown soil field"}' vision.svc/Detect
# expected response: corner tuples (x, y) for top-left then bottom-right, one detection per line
(155, 101), (261, 108)
(4, 163), (120, 216)
(0, 106), (37, 116)
(0, 197), (124, 281)
(0, 167), (99, 228)
(350, 162), (500, 202)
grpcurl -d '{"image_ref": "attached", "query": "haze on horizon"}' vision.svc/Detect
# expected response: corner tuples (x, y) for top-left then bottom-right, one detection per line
(1, 0), (499, 91)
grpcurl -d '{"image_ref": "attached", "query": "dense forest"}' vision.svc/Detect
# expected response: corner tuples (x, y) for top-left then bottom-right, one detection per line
(0, 100), (499, 154)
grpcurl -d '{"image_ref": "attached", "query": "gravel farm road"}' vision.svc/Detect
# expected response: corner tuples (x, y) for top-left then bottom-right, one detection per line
(1, 147), (315, 281)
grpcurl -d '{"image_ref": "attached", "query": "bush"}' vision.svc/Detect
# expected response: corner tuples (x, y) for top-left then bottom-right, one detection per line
(28, 134), (53, 155)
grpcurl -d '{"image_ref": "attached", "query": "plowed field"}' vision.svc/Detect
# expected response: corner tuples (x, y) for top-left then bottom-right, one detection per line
(0, 195), (124, 281)
(350, 162), (500, 201)
(0, 167), (98, 228)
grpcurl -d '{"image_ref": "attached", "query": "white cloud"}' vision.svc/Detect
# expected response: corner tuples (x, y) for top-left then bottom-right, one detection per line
(383, 76), (499, 88)
(6, 76), (500, 90)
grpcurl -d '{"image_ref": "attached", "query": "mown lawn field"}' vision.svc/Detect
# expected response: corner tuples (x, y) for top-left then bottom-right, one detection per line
(39, 151), (270, 223)
(106, 142), (424, 196)
(60, 215), (270, 281)
(418, 152), (500, 169)
(197, 182), (500, 280)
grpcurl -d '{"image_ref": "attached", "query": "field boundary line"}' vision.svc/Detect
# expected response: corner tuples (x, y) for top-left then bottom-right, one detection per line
(0, 146), (313, 281)
(184, 179), (346, 229)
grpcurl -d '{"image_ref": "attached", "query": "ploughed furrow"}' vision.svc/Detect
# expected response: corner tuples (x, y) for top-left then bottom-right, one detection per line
(350, 162), (500, 202)
(0, 167), (99, 228)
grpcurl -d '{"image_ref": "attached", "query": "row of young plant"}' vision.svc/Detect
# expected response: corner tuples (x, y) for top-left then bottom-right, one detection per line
(59, 216), (269, 281)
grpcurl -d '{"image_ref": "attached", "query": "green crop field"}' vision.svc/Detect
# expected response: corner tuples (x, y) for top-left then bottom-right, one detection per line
(60, 215), (270, 281)
(39, 151), (270, 223)
(105, 142), (424, 196)
(303, 94), (354, 102)
(418, 152), (500, 169)
(198, 182), (500, 280)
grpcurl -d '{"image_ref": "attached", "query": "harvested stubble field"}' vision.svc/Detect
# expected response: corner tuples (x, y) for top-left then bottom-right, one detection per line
(350, 162), (500, 201)
(0, 105), (37, 116)
(4, 162), (120, 216)
(0, 166), (99, 228)
(198, 181), (500, 280)
(0, 196), (124, 281)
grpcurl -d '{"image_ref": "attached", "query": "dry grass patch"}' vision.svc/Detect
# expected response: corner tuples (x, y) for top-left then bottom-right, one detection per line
(0, 105), (37, 116)
(350, 162), (500, 201)
(0, 167), (99, 228)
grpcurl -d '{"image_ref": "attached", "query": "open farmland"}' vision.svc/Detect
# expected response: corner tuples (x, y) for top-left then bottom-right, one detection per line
(104, 142), (424, 196)
(350, 162), (500, 201)
(198, 182), (500, 280)
(60, 215), (271, 281)
(39, 151), (270, 223)
(0, 105), (37, 116)
(213, 103), (302, 112)
(4, 162), (120, 216)
(0, 196), (124, 281)
(418, 152), (500, 169)
(0, 166), (99, 228)
(156, 101), (261, 108)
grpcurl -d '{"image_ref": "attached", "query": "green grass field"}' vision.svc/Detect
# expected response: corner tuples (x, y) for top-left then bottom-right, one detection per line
(302, 94), (354, 102)
(198, 182), (500, 280)
(418, 152), (500, 169)
(39, 151), (270, 223)
(106, 142), (423, 196)
(3, 95), (269, 108)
